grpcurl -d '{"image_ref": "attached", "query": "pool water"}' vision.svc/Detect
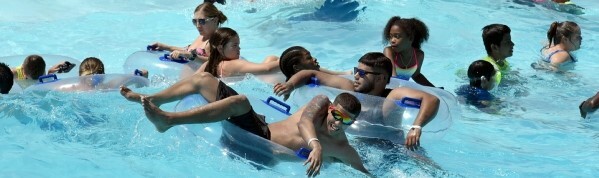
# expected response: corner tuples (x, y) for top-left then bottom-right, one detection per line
(1, 0), (598, 177)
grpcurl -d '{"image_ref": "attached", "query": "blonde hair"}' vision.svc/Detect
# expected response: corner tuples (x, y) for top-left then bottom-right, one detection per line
(195, 2), (228, 25)
(79, 57), (105, 76)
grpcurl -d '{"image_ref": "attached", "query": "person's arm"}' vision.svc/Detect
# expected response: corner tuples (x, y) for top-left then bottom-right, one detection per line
(386, 87), (439, 150)
(228, 59), (279, 74)
(330, 142), (373, 177)
(383, 47), (397, 77)
(297, 95), (329, 177)
(274, 70), (353, 97)
(412, 50), (435, 87)
(580, 92), (599, 118)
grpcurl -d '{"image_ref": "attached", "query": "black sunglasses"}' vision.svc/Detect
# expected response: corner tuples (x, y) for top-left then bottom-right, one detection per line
(191, 17), (214, 26)
(353, 67), (381, 78)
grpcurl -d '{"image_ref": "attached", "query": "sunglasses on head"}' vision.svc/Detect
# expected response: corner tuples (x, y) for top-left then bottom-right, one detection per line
(353, 67), (381, 78)
(329, 105), (355, 125)
(191, 17), (214, 26)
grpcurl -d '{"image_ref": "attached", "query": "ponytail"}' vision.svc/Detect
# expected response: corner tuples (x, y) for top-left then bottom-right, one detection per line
(547, 21), (560, 47)
(408, 18), (429, 50)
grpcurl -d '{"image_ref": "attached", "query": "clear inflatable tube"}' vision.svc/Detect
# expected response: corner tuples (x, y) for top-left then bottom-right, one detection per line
(290, 76), (459, 143)
(173, 94), (304, 167)
(0, 54), (81, 93)
(24, 74), (149, 92)
(123, 50), (201, 85)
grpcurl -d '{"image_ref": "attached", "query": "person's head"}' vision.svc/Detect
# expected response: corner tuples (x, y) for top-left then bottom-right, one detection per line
(22, 54), (46, 80)
(482, 24), (514, 59)
(0, 62), (14, 94)
(193, 2), (228, 37)
(328, 93), (361, 134)
(205, 27), (240, 76)
(354, 52), (392, 94)
(547, 21), (581, 51)
(468, 60), (497, 90)
(79, 57), (105, 76)
(383, 16), (429, 51)
(279, 46), (320, 81)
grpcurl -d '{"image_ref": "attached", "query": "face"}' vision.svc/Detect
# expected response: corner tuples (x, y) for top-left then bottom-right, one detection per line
(496, 34), (514, 59)
(326, 104), (357, 134)
(294, 51), (320, 72)
(388, 24), (413, 51)
(568, 29), (582, 51)
(353, 63), (385, 94)
(220, 36), (241, 60)
(192, 11), (218, 36)
(481, 72), (497, 90)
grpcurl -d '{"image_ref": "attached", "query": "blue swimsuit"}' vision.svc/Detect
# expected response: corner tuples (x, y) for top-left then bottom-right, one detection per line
(543, 50), (577, 63)
(455, 85), (494, 108)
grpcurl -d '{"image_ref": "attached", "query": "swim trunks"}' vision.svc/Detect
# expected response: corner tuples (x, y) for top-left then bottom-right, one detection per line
(216, 80), (271, 139)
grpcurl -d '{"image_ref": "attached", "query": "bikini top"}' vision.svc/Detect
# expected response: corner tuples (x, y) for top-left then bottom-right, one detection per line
(393, 48), (419, 81)
(543, 50), (577, 63)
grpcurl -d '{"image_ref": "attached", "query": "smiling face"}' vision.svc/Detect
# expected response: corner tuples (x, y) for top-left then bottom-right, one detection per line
(220, 36), (240, 60)
(326, 104), (357, 135)
(388, 24), (413, 52)
(192, 11), (219, 37)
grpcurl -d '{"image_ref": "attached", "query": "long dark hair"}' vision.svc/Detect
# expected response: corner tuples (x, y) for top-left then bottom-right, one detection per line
(204, 27), (238, 76)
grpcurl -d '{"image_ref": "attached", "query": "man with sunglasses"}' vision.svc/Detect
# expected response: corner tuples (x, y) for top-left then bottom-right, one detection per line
(274, 52), (440, 150)
(121, 72), (372, 177)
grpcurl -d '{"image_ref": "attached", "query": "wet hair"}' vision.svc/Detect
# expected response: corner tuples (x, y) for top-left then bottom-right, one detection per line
(382, 16), (429, 49)
(279, 46), (310, 81)
(468, 60), (496, 88)
(482, 24), (511, 56)
(22, 54), (46, 80)
(546, 21), (579, 48)
(204, 0), (226, 5)
(333, 92), (361, 116)
(79, 57), (105, 76)
(0, 62), (14, 94)
(204, 27), (239, 76)
(357, 52), (392, 83)
(195, 2), (228, 25)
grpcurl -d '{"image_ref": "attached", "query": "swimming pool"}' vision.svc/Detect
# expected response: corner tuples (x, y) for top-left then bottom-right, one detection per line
(1, 0), (598, 177)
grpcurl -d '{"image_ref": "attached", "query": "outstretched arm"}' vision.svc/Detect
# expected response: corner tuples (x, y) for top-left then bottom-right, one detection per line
(274, 70), (353, 97)
(297, 95), (329, 177)
(228, 59), (280, 75)
(386, 87), (439, 150)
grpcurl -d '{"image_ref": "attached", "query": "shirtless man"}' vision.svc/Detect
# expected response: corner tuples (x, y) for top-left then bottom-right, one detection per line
(120, 72), (372, 177)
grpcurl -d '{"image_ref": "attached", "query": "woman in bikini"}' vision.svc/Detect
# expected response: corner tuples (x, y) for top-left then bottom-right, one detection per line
(540, 21), (582, 71)
(382, 16), (436, 87)
(149, 1), (226, 63)
(197, 27), (279, 77)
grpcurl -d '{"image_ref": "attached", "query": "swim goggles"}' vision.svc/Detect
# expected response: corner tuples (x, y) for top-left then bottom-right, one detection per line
(353, 67), (381, 78)
(329, 105), (355, 125)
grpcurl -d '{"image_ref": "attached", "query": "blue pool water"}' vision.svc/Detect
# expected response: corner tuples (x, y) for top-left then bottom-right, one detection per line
(1, 0), (599, 177)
